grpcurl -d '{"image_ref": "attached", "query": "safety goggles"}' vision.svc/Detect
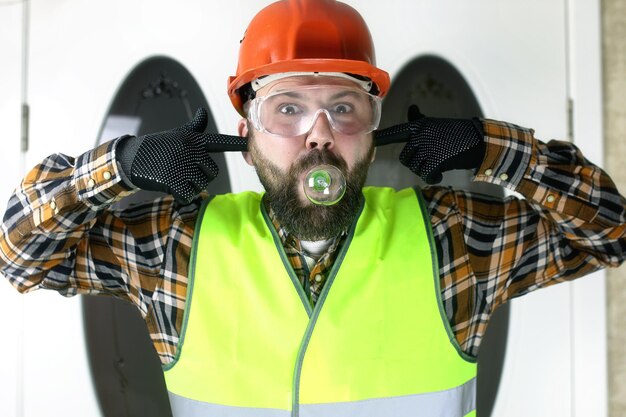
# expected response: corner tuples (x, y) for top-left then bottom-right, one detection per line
(247, 85), (382, 137)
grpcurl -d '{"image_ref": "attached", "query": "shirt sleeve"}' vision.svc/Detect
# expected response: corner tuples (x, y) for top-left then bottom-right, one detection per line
(0, 137), (197, 318)
(423, 119), (626, 356)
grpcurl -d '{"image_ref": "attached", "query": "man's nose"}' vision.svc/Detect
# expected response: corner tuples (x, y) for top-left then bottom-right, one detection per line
(305, 111), (335, 150)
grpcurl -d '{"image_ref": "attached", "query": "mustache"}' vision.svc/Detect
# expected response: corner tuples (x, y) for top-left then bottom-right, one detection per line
(289, 150), (348, 175)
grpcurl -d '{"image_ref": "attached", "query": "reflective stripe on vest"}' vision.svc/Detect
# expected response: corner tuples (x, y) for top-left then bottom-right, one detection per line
(168, 377), (476, 417)
(164, 187), (477, 417)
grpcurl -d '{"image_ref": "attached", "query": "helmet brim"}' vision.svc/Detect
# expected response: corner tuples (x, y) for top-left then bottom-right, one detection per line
(228, 59), (390, 116)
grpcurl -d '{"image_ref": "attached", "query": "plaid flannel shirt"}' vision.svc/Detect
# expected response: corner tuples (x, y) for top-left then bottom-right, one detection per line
(1, 119), (624, 362)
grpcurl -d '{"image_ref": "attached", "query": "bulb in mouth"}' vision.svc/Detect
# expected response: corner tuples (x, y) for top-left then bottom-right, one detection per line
(303, 164), (346, 206)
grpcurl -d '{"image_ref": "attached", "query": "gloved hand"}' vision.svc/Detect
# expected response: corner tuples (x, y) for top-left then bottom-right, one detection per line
(117, 107), (247, 203)
(375, 105), (485, 184)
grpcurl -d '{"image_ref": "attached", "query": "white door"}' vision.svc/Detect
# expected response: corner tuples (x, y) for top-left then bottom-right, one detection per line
(360, 1), (605, 416)
(0, 3), (28, 417)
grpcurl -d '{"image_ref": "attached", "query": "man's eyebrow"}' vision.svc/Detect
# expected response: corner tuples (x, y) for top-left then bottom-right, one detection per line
(329, 90), (362, 100)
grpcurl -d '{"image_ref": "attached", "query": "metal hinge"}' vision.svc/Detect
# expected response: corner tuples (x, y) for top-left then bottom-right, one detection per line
(21, 103), (29, 152)
(567, 97), (574, 142)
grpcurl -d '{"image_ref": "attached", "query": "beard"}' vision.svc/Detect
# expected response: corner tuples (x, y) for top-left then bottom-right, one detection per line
(249, 140), (373, 241)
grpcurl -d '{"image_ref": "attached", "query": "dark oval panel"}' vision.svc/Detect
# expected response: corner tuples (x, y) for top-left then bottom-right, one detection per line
(83, 56), (231, 417)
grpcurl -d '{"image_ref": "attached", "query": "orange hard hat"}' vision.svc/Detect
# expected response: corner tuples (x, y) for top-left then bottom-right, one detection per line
(227, 0), (390, 115)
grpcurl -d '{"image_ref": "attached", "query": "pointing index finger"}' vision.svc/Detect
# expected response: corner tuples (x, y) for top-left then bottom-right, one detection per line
(204, 133), (248, 152)
(374, 123), (411, 147)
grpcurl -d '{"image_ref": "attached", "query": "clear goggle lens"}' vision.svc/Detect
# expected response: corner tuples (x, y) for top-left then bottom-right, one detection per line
(248, 85), (382, 137)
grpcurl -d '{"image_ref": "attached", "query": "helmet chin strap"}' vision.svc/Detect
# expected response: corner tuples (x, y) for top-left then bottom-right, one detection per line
(251, 71), (373, 92)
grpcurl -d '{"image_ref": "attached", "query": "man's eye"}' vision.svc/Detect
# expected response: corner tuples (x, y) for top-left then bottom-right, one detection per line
(332, 103), (353, 114)
(278, 104), (301, 115)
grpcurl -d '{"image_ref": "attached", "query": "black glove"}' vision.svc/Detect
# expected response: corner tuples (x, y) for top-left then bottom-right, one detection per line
(375, 105), (485, 184)
(117, 107), (247, 203)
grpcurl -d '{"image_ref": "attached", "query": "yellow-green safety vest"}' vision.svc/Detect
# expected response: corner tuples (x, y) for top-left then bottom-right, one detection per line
(164, 186), (477, 417)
